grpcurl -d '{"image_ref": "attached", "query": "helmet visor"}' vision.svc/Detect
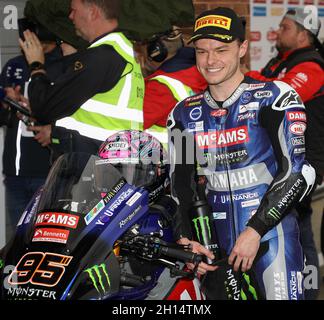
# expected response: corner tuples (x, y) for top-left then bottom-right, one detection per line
(113, 162), (157, 188)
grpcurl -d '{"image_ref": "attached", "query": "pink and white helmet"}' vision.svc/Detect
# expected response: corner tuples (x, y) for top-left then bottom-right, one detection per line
(98, 130), (168, 202)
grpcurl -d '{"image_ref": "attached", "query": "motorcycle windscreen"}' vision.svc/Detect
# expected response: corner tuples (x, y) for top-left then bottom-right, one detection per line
(37, 152), (123, 215)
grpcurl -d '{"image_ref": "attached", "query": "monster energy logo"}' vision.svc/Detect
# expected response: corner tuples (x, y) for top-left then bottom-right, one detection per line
(0, 259), (4, 269)
(192, 216), (211, 244)
(267, 207), (281, 221)
(240, 273), (258, 300)
(85, 263), (111, 293)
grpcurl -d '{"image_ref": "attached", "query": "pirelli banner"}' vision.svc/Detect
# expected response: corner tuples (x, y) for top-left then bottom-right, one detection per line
(250, 0), (324, 70)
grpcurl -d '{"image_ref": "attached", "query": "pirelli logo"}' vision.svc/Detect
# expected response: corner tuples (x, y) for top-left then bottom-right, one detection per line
(195, 15), (232, 31)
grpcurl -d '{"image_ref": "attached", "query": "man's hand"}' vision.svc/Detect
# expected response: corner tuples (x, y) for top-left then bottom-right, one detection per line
(19, 30), (45, 66)
(228, 227), (261, 272)
(177, 237), (218, 275)
(28, 124), (52, 147)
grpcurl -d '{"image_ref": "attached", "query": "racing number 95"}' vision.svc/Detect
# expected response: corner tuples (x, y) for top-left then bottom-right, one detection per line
(8, 252), (73, 287)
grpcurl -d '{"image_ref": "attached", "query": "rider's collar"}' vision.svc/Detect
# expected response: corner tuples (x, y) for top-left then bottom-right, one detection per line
(204, 81), (249, 109)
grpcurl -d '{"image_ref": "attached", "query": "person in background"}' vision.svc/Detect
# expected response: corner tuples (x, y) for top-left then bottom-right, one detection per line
(246, 8), (324, 300)
(0, 39), (60, 242)
(17, 0), (144, 159)
(143, 27), (207, 144)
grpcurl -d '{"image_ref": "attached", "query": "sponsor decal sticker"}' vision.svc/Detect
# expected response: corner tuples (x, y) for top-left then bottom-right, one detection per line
(84, 264), (111, 294)
(213, 212), (227, 220)
(84, 200), (105, 225)
(36, 212), (79, 229)
(32, 228), (70, 244)
(126, 192), (142, 206)
(106, 142), (128, 151)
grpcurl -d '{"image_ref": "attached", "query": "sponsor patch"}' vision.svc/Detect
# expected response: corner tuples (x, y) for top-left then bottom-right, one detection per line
(240, 91), (252, 104)
(289, 122), (306, 135)
(204, 149), (248, 166)
(291, 136), (305, 146)
(32, 228), (70, 244)
(237, 112), (256, 122)
(210, 109), (228, 117)
(294, 147), (306, 154)
(213, 212), (227, 220)
(275, 90), (302, 109)
(35, 212), (79, 229)
(246, 83), (265, 90)
(241, 198), (260, 208)
(287, 111), (306, 122)
(196, 126), (249, 149)
(188, 121), (204, 132)
(189, 107), (202, 121)
(194, 15), (232, 31)
(239, 102), (259, 113)
(254, 90), (273, 99)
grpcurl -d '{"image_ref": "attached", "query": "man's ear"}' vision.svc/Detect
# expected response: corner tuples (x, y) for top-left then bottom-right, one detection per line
(239, 40), (249, 58)
(89, 3), (100, 20)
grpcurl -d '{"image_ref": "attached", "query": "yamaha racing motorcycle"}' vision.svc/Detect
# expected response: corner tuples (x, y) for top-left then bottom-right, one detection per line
(0, 152), (204, 300)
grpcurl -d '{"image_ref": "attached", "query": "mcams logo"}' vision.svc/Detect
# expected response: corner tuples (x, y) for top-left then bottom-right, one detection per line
(1, 5), (19, 30)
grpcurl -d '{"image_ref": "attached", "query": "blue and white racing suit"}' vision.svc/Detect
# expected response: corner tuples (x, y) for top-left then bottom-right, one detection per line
(167, 77), (316, 300)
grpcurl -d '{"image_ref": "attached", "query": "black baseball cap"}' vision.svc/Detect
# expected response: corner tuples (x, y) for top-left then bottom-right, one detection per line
(188, 7), (245, 44)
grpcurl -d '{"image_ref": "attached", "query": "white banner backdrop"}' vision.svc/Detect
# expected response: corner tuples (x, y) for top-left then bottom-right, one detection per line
(250, 0), (324, 70)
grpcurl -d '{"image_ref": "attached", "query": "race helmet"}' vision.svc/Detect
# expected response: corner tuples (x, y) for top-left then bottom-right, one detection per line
(98, 130), (169, 202)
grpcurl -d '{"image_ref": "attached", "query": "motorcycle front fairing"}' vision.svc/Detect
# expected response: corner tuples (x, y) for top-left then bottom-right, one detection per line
(0, 153), (153, 300)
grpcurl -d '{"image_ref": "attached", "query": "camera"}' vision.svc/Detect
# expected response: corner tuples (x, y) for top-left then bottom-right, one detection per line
(18, 18), (58, 42)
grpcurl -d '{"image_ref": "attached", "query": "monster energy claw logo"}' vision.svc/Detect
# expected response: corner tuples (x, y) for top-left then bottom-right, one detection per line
(268, 207), (281, 221)
(240, 273), (258, 300)
(192, 216), (211, 244)
(85, 263), (111, 293)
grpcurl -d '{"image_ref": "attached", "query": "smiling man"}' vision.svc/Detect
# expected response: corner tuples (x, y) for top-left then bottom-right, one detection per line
(167, 7), (316, 300)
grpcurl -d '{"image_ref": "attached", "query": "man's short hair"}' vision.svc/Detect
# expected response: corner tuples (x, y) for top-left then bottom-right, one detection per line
(82, 0), (120, 20)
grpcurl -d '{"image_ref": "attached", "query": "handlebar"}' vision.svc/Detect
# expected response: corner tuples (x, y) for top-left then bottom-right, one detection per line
(159, 244), (202, 264)
(120, 234), (203, 277)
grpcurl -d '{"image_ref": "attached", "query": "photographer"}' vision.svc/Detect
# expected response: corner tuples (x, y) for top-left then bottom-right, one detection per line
(0, 0), (86, 242)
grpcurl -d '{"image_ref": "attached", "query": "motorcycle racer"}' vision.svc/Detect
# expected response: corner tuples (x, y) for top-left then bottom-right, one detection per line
(167, 7), (316, 300)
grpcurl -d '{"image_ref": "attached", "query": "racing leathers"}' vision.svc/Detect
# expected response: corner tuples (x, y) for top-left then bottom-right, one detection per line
(167, 76), (316, 300)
